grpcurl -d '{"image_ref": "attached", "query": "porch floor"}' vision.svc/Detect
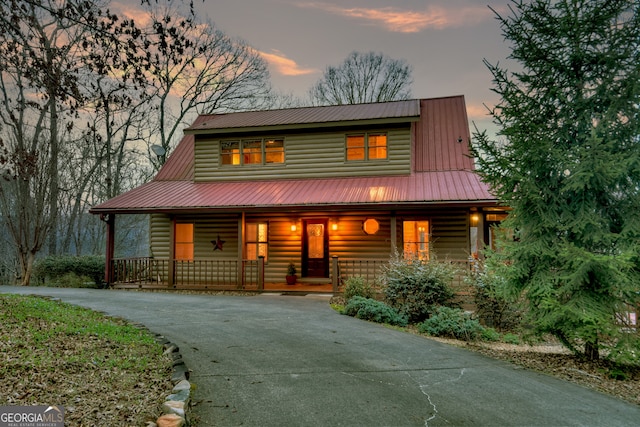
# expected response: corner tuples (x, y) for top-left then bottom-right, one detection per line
(264, 282), (334, 294)
(111, 281), (337, 294)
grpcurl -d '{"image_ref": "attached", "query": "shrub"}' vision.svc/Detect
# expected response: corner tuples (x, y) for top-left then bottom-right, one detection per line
(502, 333), (521, 345)
(33, 256), (106, 288)
(343, 276), (374, 300)
(52, 272), (99, 288)
(467, 257), (523, 332)
(383, 254), (457, 323)
(343, 296), (408, 326)
(481, 327), (501, 342)
(607, 334), (640, 367)
(418, 306), (484, 341)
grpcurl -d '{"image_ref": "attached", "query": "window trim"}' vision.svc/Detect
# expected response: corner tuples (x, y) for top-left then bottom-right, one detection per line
(346, 132), (388, 162)
(220, 138), (284, 167)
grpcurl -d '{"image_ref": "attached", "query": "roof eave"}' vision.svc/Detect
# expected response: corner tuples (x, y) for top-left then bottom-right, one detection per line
(184, 116), (420, 136)
(89, 199), (500, 216)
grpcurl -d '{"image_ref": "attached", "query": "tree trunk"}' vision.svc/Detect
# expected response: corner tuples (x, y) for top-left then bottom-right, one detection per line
(584, 340), (599, 361)
(19, 251), (36, 286)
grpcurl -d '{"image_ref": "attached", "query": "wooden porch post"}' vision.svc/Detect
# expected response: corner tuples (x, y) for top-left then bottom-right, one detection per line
(390, 212), (397, 254)
(258, 256), (265, 290)
(476, 210), (486, 261)
(238, 213), (245, 287)
(103, 214), (115, 285)
(332, 255), (339, 293)
(168, 216), (175, 288)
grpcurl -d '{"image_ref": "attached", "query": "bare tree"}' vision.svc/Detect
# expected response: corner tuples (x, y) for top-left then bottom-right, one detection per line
(0, 0), (97, 283)
(0, 0), (276, 282)
(309, 51), (413, 105)
(144, 4), (273, 169)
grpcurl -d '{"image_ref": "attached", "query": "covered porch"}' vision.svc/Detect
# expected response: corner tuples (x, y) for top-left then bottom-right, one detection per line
(107, 255), (389, 294)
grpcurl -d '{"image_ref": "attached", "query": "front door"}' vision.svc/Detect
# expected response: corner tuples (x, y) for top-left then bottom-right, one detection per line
(302, 218), (329, 277)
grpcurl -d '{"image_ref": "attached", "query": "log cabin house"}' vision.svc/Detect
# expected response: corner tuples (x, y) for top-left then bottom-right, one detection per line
(90, 95), (506, 293)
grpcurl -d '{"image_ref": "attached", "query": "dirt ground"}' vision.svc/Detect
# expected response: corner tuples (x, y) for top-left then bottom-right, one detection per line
(429, 336), (640, 407)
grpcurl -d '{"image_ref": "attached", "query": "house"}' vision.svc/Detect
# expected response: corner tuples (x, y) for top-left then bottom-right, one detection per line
(90, 95), (505, 293)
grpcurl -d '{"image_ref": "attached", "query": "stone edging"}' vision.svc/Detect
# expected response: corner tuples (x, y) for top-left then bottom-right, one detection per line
(150, 335), (192, 427)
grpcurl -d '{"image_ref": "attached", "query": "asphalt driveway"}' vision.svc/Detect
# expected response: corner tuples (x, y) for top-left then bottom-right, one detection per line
(2, 286), (639, 426)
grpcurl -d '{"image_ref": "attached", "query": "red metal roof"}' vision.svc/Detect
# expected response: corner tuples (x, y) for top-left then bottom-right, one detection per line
(90, 171), (495, 214)
(414, 96), (475, 172)
(186, 100), (420, 133)
(90, 96), (497, 214)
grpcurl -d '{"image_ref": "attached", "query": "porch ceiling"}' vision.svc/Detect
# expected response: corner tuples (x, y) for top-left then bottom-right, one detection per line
(89, 171), (498, 215)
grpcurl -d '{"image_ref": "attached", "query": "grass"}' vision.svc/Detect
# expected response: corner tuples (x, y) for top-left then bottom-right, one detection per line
(0, 294), (173, 426)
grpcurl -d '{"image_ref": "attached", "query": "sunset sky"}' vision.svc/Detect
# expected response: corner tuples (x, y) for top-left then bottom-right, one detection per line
(196, 0), (515, 135)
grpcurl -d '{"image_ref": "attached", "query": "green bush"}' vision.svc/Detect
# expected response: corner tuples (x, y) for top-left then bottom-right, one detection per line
(343, 296), (408, 326)
(467, 257), (522, 332)
(481, 327), (501, 342)
(33, 256), (106, 288)
(502, 333), (521, 345)
(418, 306), (484, 341)
(383, 254), (457, 323)
(343, 276), (375, 300)
(51, 272), (100, 288)
(607, 334), (640, 367)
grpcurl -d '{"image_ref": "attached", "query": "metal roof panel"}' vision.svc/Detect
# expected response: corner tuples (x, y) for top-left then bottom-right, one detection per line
(90, 171), (496, 214)
(185, 100), (420, 132)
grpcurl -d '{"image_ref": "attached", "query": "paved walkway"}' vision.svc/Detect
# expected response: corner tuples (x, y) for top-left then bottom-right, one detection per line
(3, 286), (639, 426)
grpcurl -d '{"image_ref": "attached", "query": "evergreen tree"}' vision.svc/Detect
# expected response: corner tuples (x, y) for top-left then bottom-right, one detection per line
(473, 0), (640, 362)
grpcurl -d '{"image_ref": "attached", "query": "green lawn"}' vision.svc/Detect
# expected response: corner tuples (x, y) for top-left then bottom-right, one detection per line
(0, 294), (173, 426)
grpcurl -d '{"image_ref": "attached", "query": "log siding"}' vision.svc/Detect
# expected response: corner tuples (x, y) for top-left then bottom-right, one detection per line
(194, 126), (412, 182)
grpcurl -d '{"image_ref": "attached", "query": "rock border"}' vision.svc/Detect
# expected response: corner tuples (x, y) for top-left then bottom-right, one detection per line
(150, 335), (192, 427)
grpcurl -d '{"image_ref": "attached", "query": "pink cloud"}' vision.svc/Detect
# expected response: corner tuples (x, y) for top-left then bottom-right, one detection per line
(256, 49), (319, 76)
(466, 103), (493, 121)
(298, 3), (490, 32)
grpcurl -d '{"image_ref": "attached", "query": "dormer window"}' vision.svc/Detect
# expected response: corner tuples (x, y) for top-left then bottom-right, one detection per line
(346, 133), (387, 161)
(221, 138), (284, 166)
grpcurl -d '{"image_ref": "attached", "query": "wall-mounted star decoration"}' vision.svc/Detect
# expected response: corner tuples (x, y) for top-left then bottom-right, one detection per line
(211, 235), (226, 251)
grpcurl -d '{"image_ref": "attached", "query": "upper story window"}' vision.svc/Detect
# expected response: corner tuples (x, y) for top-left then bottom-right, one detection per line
(221, 138), (284, 166)
(346, 133), (387, 161)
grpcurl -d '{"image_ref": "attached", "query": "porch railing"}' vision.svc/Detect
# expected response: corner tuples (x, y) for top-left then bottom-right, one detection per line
(112, 257), (168, 285)
(111, 257), (263, 289)
(335, 258), (386, 286)
(110, 256), (474, 294)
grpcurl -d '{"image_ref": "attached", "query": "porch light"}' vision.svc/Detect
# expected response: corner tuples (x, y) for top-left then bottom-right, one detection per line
(363, 218), (379, 235)
(290, 223), (297, 232)
(331, 221), (338, 231)
(470, 213), (479, 227)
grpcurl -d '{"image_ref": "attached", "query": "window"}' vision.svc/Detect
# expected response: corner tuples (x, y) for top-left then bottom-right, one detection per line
(221, 141), (240, 165)
(346, 135), (365, 160)
(265, 139), (285, 163)
(246, 222), (268, 261)
(243, 140), (262, 164)
(175, 223), (194, 260)
(368, 134), (388, 160)
(346, 133), (387, 161)
(403, 220), (429, 260)
(221, 138), (284, 166)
